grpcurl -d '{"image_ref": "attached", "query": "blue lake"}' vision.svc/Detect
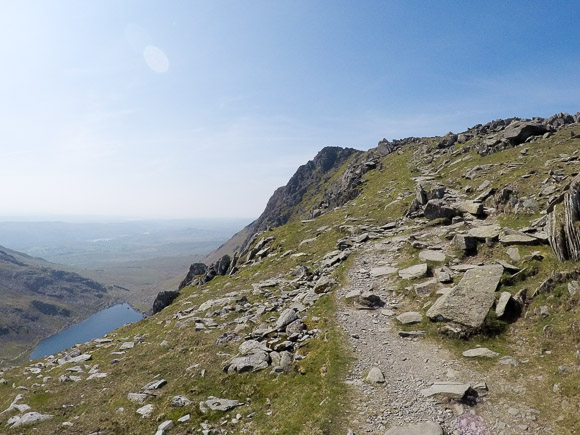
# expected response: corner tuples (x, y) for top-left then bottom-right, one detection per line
(30, 303), (142, 360)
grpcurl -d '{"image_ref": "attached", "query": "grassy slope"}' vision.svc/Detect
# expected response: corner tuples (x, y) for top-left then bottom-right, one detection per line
(2, 127), (580, 433)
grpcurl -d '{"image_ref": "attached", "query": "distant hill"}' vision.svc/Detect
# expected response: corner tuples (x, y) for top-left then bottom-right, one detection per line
(0, 245), (112, 366)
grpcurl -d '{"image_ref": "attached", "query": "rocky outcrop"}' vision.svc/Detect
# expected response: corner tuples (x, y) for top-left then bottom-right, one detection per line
(178, 263), (207, 290)
(547, 173), (580, 261)
(152, 291), (180, 314)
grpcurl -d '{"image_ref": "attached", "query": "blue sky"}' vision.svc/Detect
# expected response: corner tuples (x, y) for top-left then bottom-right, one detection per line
(1, 1), (579, 220)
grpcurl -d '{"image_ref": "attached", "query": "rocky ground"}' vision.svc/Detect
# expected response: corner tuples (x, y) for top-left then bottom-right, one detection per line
(336, 234), (553, 435)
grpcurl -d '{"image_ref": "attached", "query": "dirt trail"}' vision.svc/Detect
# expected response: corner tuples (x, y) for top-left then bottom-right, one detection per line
(335, 235), (553, 435)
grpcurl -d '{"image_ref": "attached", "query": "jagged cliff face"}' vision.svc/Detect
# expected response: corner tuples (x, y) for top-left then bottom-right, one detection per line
(246, 146), (361, 232)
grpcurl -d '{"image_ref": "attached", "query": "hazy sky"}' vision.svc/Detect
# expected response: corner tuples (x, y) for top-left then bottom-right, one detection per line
(1, 1), (579, 220)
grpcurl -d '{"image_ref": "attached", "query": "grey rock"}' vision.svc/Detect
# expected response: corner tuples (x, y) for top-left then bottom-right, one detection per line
(396, 311), (422, 325)
(424, 199), (461, 220)
(420, 382), (471, 399)
(370, 266), (399, 277)
(275, 309), (298, 330)
(279, 351), (293, 372)
(171, 395), (192, 407)
(239, 340), (270, 356)
(225, 351), (270, 374)
(463, 347), (499, 358)
(496, 291), (521, 319)
(158, 420), (174, 432)
(547, 173), (580, 261)
(426, 265), (504, 328)
(200, 397), (242, 413)
(506, 247), (521, 262)
(398, 263), (428, 280)
(286, 319), (306, 335)
(498, 356), (519, 367)
(136, 404), (154, 418)
(499, 231), (538, 245)
(502, 121), (547, 144)
(313, 276), (337, 294)
(435, 266), (453, 283)
(142, 379), (167, 391)
(418, 250), (446, 262)
(8, 412), (54, 428)
(356, 291), (384, 308)
(365, 367), (385, 384)
(468, 224), (501, 240)
(385, 422), (443, 435)
(452, 234), (477, 254)
(458, 200), (484, 216)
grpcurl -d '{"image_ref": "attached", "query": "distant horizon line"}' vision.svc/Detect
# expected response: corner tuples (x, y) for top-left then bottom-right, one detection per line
(0, 214), (256, 223)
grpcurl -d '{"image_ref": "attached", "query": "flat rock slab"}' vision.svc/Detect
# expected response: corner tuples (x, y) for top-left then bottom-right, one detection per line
(418, 250), (446, 262)
(468, 224), (501, 240)
(200, 397), (242, 413)
(370, 266), (399, 277)
(420, 382), (471, 399)
(396, 311), (423, 324)
(463, 347), (499, 358)
(426, 265), (504, 328)
(385, 422), (443, 435)
(499, 232), (537, 245)
(398, 263), (428, 280)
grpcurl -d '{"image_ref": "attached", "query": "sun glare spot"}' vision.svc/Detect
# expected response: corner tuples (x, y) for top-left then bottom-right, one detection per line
(143, 45), (169, 73)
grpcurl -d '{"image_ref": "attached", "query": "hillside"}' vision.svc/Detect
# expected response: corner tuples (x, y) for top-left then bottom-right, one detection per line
(0, 246), (113, 366)
(1, 112), (580, 434)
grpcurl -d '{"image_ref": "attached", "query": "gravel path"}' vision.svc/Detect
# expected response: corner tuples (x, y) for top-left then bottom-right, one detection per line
(335, 236), (553, 435)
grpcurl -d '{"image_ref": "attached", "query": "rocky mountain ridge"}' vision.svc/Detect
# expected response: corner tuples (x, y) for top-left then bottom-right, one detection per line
(2, 111), (580, 434)
(0, 245), (112, 366)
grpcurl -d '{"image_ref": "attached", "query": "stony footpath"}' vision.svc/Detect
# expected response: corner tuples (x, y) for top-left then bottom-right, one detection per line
(335, 229), (553, 435)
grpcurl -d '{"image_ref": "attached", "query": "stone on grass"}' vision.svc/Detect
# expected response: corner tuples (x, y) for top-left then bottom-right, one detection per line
(8, 412), (53, 428)
(463, 347), (499, 358)
(171, 395), (192, 407)
(200, 397), (242, 413)
(507, 247), (521, 262)
(136, 404), (154, 418)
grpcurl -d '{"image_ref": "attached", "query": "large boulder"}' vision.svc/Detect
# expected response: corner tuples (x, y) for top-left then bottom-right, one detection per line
(426, 265), (504, 329)
(423, 199), (461, 221)
(502, 121), (547, 145)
